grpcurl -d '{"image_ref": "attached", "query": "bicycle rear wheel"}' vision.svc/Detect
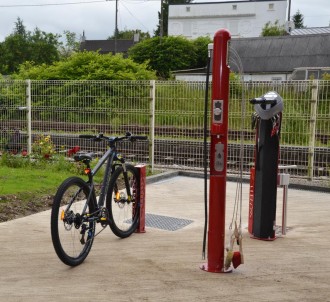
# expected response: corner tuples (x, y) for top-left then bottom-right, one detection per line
(51, 177), (96, 266)
(106, 164), (140, 238)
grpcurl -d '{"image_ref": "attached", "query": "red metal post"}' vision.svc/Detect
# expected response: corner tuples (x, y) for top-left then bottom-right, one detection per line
(201, 29), (231, 273)
(135, 164), (146, 233)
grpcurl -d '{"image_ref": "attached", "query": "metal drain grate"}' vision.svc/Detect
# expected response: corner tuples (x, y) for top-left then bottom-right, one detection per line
(144, 213), (193, 231)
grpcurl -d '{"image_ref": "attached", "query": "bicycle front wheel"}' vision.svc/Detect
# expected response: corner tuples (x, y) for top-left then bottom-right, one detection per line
(106, 164), (140, 238)
(51, 177), (96, 266)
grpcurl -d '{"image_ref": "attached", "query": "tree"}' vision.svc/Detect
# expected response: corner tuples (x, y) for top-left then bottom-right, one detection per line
(154, 0), (192, 37)
(261, 20), (287, 36)
(292, 10), (305, 29)
(13, 51), (156, 80)
(58, 31), (81, 59)
(129, 36), (201, 78)
(29, 28), (60, 64)
(14, 17), (27, 37)
(192, 36), (212, 68)
(0, 18), (60, 74)
(108, 29), (150, 41)
(0, 32), (30, 74)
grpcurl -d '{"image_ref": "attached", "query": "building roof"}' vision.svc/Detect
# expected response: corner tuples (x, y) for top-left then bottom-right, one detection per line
(171, 0), (285, 5)
(290, 27), (330, 36)
(80, 39), (135, 54)
(230, 33), (330, 73)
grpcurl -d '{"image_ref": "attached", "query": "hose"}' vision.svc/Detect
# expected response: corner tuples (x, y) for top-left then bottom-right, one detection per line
(202, 54), (211, 260)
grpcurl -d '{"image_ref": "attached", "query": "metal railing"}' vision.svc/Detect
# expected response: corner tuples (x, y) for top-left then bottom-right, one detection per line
(0, 79), (329, 185)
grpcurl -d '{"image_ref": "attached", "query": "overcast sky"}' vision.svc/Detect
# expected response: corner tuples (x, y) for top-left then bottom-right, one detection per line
(0, 0), (329, 42)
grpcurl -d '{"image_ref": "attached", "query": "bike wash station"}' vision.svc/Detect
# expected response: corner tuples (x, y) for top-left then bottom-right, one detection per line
(136, 29), (294, 273)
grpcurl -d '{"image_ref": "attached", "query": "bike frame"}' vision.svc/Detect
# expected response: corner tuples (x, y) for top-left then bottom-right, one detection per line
(90, 147), (116, 208)
(81, 142), (131, 219)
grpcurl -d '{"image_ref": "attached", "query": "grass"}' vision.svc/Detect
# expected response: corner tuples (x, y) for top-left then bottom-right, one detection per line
(0, 154), (102, 222)
(0, 166), (73, 197)
(0, 152), (158, 222)
(0, 163), (78, 222)
(0, 152), (106, 199)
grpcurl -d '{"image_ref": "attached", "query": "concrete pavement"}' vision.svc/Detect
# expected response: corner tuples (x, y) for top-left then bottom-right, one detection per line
(0, 176), (330, 301)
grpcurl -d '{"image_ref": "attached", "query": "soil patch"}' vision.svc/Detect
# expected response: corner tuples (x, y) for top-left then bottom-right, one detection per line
(0, 194), (53, 222)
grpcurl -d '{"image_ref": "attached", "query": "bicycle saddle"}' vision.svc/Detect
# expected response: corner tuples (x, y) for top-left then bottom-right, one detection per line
(74, 153), (94, 162)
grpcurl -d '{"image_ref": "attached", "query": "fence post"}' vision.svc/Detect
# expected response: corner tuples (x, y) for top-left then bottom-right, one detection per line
(308, 80), (318, 180)
(149, 80), (155, 173)
(26, 80), (32, 154)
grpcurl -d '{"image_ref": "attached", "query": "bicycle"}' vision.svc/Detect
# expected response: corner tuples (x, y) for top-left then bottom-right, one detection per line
(50, 132), (148, 266)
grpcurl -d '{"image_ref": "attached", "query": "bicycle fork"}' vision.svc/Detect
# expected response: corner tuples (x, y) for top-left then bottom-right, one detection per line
(113, 159), (133, 205)
(122, 162), (133, 201)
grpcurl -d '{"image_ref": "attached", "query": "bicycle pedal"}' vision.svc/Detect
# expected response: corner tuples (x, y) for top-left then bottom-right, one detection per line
(99, 208), (109, 220)
(100, 217), (109, 227)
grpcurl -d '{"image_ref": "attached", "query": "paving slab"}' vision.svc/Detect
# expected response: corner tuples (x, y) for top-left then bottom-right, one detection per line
(0, 176), (329, 302)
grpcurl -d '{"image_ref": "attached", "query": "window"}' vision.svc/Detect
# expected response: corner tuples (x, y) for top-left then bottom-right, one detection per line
(268, 3), (274, 10)
(232, 5), (237, 10)
(186, 6), (190, 12)
(307, 70), (319, 79)
(271, 77), (282, 84)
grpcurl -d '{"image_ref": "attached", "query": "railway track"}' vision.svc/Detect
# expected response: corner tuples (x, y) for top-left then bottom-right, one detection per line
(1, 121), (329, 177)
(2, 120), (329, 144)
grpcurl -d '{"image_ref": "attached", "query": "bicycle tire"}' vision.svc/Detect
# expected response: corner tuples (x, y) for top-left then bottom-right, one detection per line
(51, 177), (96, 266)
(106, 164), (140, 238)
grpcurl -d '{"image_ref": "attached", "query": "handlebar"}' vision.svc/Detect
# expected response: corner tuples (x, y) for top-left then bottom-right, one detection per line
(78, 132), (148, 143)
(250, 97), (277, 105)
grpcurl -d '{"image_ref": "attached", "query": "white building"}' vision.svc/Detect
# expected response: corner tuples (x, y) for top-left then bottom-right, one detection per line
(168, 0), (287, 39)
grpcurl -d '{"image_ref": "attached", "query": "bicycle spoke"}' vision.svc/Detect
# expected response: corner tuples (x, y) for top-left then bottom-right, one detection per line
(51, 177), (96, 266)
(107, 165), (140, 238)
